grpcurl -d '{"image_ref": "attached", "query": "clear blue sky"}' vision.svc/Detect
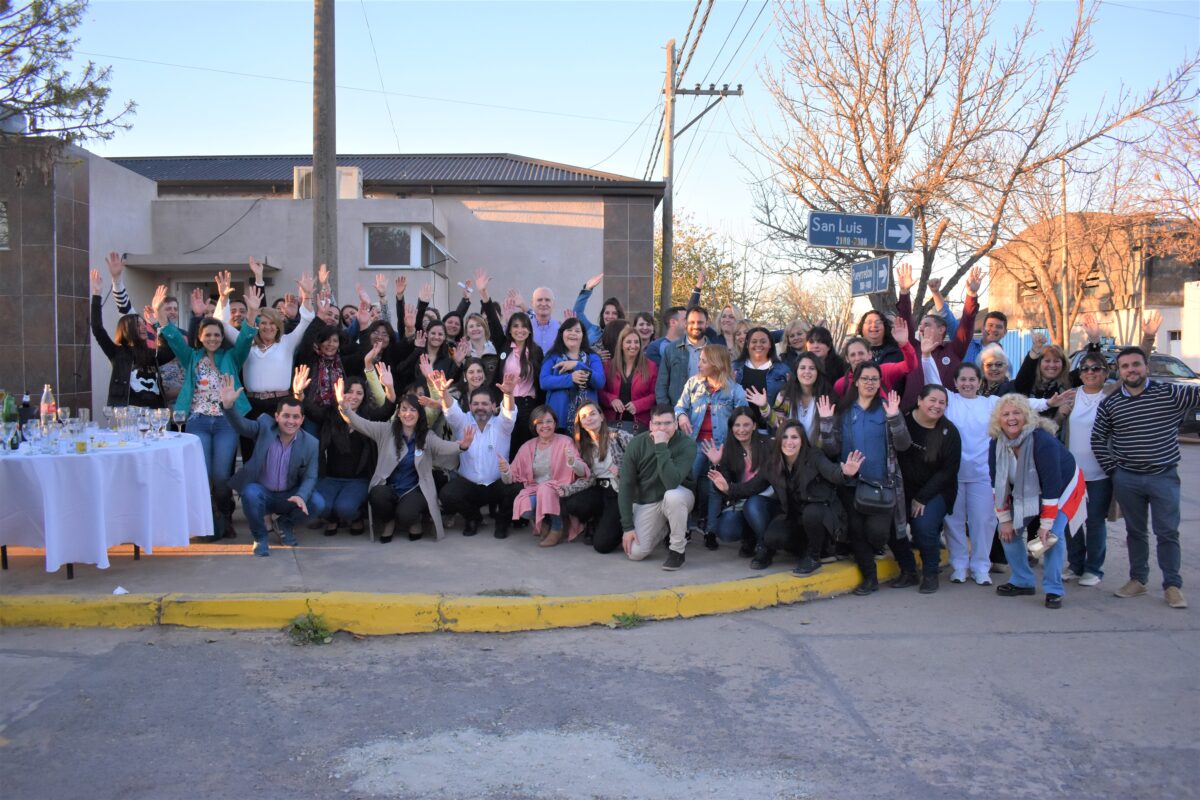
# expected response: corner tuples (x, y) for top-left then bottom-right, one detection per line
(76, 0), (1199, 248)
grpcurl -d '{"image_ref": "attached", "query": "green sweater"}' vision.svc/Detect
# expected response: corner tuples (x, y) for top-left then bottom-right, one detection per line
(618, 431), (698, 531)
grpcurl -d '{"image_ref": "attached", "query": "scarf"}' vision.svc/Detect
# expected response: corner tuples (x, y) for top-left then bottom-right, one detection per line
(316, 354), (344, 406)
(993, 426), (1040, 524)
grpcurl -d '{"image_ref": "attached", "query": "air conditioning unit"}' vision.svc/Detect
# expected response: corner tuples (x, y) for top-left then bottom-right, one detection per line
(293, 166), (362, 199)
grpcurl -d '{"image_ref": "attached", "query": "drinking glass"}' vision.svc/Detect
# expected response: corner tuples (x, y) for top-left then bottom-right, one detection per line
(102, 406), (114, 430)
(57, 407), (71, 424)
(21, 422), (41, 453)
(0, 421), (15, 455)
(136, 409), (151, 442)
(172, 410), (188, 433)
(79, 408), (91, 428)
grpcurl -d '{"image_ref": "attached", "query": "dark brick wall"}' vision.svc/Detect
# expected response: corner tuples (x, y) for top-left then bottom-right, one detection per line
(0, 138), (91, 411)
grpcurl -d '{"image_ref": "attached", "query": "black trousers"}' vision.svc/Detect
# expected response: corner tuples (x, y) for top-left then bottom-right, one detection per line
(509, 396), (539, 457)
(560, 484), (623, 553)
(368, 485), (428, 538)
(762, 503), (832, 560)
(439, 474), (520, 528)
(838, 486), (894, 580)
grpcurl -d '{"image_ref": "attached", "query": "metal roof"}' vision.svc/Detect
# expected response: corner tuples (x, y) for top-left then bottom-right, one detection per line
(110, 153), (655, 188)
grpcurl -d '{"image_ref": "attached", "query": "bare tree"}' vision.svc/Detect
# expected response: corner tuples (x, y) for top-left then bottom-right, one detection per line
(751, 0), (1197, 316)
(758, 274), (853, 343)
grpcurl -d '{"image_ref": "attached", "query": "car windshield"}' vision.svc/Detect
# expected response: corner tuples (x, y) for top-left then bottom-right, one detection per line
(1150, 356), (1197, 379)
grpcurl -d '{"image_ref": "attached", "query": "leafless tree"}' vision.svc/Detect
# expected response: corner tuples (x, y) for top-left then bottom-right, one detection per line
(750, 0), (1197, 316)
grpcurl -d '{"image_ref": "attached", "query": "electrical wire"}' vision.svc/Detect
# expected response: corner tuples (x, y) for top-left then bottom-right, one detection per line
(695, 0), (751, 89)
(589, 100), (659, 169)
(183, 198), (262, 254)
(1100, 0), (1199, 19)
(676, 0), (716, 88)
(359, 0), (402, 153)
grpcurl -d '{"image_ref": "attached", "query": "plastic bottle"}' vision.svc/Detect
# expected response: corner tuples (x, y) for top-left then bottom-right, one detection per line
(39, 384), (57, 427)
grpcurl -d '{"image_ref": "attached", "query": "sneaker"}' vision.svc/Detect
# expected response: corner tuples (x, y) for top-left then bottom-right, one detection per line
(704, 533), (719, 551)
(950, 569), (967, 584)
(662, 550), (685, 571)
(971, 571), (993, 586)
(792, 556), (821, 576)
(1062, 571), (1078, 583)
(1165, 586), (1188, 609)
(1077, 572), (1101, 587)
(819, 554), (839, 564)
(889, 571), (920, 589)
(252, 539), (269, 557)
(1114, 579), (1147, 598)
(919, 574), (939, 594)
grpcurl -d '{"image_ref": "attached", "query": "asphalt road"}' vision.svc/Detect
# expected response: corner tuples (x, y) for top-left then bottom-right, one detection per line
(2, 447), (1198, 800)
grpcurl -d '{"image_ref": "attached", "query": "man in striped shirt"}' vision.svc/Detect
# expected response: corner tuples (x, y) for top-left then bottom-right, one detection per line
(1091, 347), (1200, 609)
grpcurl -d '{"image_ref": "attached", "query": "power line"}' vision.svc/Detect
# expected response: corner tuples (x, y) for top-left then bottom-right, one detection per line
(1100, 0), (1200, 19)
(675, 0), (705, 76)
(676, 0), (716, 88)
(75, 50), (657, 128)
(358, 0), (401, 153)
(695, 0), (751, 89)
(589, 100), (659, 169)
(714, 0), (771, 86)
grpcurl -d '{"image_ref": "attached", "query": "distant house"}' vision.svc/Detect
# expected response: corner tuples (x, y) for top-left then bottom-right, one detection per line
(0, 139), (663, 411)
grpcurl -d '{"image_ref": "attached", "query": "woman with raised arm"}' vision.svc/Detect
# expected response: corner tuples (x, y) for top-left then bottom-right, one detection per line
(458, 312), (500, 383)
(733, 326), (791, 433)
(560, 402), (634, 553)
(155, 282), (258, 540)
(240, 271), (316, 428)
(539, 317), (605, 435)
(599, 325), (658, 434)
(310, 371), (380, 537)
(817, 364), (914, 596)
(487, 300), (543, 454)
(704, 407), (777, 558)
(832, 318), (916, 398)
(989, 394), (1087, 609)
(90, 271), (172, 409)
(572, 273), (626, 347)
(501, 406), (590, 547)
(394, 320), (456, 392)
(1013, 332), (1072, 422)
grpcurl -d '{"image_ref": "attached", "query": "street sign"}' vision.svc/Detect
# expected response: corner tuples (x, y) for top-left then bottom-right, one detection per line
(850, 256), (892, 296)
(807, 211), (915, 253)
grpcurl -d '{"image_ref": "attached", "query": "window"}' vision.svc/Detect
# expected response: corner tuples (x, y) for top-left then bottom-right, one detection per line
(0, 200), (8, 249)
(365, 224), (413, 268)
(1168, 330), (1182, 342)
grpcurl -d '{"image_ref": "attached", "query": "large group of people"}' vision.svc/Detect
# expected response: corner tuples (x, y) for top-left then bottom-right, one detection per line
(89, 253), (1196, 610)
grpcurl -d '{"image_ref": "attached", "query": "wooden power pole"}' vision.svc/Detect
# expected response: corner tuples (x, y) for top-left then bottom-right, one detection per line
(659, 39), (676, 314)
(313, 0), (338, 276)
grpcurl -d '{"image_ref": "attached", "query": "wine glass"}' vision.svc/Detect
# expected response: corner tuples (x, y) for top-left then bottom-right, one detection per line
(0, 421), (15, 455)
(136, 408), (151, 442)
(57, 407), (71, 425)
(151, 409), (168, 439)
(172, 409), (188, 433)
(21, 421), (41, 453)
(102, 406), (114, 430)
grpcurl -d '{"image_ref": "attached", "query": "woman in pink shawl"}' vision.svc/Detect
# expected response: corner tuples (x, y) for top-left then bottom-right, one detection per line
(500, 405), (589, 547)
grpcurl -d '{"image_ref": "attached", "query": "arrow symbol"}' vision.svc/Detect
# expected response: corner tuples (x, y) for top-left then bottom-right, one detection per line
(888, 224), (912, 245)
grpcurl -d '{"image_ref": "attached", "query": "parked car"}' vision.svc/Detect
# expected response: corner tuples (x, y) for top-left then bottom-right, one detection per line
(1068, 349), (1200, 435)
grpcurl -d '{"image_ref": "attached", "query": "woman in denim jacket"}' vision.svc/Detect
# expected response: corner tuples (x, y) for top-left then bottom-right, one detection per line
(673, 344), (747, 540)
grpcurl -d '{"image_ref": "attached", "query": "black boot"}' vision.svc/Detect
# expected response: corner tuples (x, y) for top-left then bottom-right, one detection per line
(889, 570), (920, 589)
(750, 547), (774, 570)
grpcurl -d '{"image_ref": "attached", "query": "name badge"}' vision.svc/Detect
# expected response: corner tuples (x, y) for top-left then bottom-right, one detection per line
(414, 448), (424, 459)
(941, 356), (951, 366)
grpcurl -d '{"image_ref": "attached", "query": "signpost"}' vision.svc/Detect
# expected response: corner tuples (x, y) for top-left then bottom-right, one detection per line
(807, 211), (914, 253)
(850, 256), (892, 297)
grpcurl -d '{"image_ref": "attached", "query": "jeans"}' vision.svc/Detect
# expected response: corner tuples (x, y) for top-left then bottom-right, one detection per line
(314, 477), (370, 524)
(906, 494), (949, 576)
(186, 413), (238, 523)
(241, 483), (328, 543)
(690, 448), (722, 531)
(1112, 466), (1182, 589)
(715, 494), (777, 545)
(1067, 478), (1111, 579)
(1000, 523), (1065, 596)
(521, 495), (562, 530)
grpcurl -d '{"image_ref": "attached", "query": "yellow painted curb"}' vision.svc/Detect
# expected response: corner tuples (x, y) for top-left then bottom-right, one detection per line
(0, 557), (920, 634)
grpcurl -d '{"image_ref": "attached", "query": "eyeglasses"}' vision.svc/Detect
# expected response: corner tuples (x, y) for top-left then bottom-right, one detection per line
(1079, 365), (1107, 373)
(857, 376), (881, 383)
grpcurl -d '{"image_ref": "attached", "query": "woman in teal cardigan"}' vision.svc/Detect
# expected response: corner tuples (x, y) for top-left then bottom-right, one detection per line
(154, 288), (257, 540)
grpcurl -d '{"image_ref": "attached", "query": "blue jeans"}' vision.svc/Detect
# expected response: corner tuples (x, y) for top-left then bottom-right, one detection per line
(241, 483), (328, 543)
(715, 494), (776, 544)
(1112, 466), (1182, 589)
(690, 448), (722, 531)
(1067, 478), (1111, 578)
(186, 413), (238, 519)
(1000, 522), (1065, 596)
(315, 477), (369, 523)
(907, 494), (949, 576)
(521, 496), (562, 530)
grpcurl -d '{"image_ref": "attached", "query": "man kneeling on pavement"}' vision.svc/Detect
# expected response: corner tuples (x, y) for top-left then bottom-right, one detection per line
(220, 374), (325, 556)
(620, 404), (698, 570)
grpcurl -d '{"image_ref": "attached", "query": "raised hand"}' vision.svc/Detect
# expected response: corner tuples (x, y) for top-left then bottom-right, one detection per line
(695, 268), (706, 288)
(105, 251), (125, 282)
(416, 394), (440, 409)
(244, 284), (263, 314)
(841, 450), (865, 476)
(891, 316), (909, 344)
(562, 309), (576, 321)
(414, 329), (426, 349)
(700, 439), (723, 464)
(816, 395), (836, 418)
(364, 340), (385, 371)
(459, 424), (476, 451)
(248, 256), (264, 283)
(356, 283), (371, 305)
(333, 376), (345, 407)
(707, 468), (730, 494)
(473, 269), (490, 297)
(966, 266), (983, 295)
(356, 298), (372, 330)
(215, 270), (235, 298)
(920, 326), (940, 356)
(404, 305), (417, 333)
(296, 272), (314, 304)
(927, 277), (942, 295)
(461, 279), (474, 298)
(291, 365), (311, 399)
(495, 371), (518, 398)
(419, 281), (433, 304)
(506, 288), (525, 313)
(375, 362), (394, 390)
(429, 370), (452, 395)
(189, 287), (207, 317)
(452, 342), (468, 365)
(745, 385), (768, 409)
(1031, 331), (1047, 357)
(1142, 309), (1163, 338)
(374, 273), (388, 297)
(584, 272), (603, 291)
(1082, 312), (1101, 343)
(1047, 389), (1076, 408)
(394, 274), (408, 298)
(89, 268), (103, 296)
(151, 284), (168, 313)
(218, 374), (243, 409)
(883, 389), (902, 417)
(897, 262), (914, 294)
(317, 263), (331, 288)
(283, 293), (300, 318)
(418, 353), (434, 378)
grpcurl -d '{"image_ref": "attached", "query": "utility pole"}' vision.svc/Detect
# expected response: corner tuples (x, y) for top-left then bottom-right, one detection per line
(659, 39), (676, 314)
(313, 0), (338, 277)
(656, 37), (745, 312)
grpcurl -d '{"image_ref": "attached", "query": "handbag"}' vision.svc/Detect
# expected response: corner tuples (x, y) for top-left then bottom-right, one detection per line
(853, 478), (895, 515)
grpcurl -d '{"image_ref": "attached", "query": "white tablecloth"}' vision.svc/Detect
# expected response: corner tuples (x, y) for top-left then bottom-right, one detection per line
(0, 433), (213, 571)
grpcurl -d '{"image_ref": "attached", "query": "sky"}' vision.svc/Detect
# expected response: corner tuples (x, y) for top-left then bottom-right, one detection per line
(73, 0), (1199, 272)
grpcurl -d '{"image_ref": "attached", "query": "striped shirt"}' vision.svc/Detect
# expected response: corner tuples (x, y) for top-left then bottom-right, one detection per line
(1091, 380), (1200, 474)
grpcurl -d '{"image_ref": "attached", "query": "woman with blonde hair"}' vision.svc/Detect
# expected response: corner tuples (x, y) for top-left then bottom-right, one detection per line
(600, 324), (658, 433)
(988, 393), (1088, 609)
(1014, 333), (1071, 421)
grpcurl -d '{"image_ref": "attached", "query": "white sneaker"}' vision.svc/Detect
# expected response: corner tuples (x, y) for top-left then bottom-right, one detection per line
(1062, 571), (1078, 582)
(1078, 572), (1101, 587)
(972, 571), (993, 586)
(950, 569), (967, 584)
